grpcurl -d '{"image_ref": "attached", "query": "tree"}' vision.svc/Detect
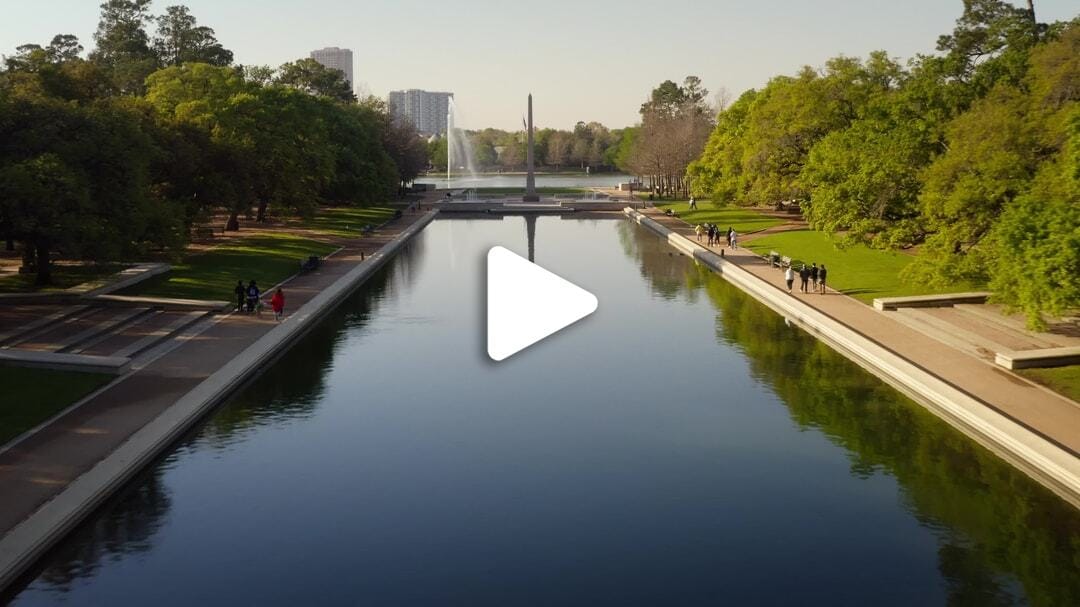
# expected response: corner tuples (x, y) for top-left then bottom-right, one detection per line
(154, 5), (233, 67)
(275, 58), (355, 103)
(89, 0), (160, 94)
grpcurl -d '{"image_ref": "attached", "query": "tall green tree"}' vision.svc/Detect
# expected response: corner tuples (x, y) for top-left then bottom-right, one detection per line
(154, 5), (233, 67)
(89, 0), (160, 94)
(275, 58), (355, 103)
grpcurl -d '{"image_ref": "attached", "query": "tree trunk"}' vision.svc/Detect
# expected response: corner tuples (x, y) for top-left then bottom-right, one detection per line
(1027, 0), (1038, 40)
(226, 212), (240, 231)
(21, 245), (36, 273)
(5, 236), (13, 252)
(35, 241), (51, 286)
(256, 200), (269, 222)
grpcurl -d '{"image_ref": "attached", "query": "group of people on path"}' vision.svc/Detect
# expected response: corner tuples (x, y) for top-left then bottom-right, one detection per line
(694, 223), (738, 249)
(234, 280), (287, 321)
(784, 263), (827, 295)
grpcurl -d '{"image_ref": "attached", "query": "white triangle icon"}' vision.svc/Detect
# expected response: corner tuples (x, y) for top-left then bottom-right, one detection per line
(487, 246), (598, 361)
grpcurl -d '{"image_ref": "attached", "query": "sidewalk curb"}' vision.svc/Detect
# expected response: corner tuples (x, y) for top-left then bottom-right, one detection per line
(0, 210), (439, 593)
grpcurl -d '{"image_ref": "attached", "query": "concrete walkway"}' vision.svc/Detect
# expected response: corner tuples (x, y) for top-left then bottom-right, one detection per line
(642, 209), (1080, 455)
(0, 209), (435, 590)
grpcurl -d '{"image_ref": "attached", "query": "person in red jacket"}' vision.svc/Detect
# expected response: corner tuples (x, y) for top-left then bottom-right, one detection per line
(270, 288), (285, 321)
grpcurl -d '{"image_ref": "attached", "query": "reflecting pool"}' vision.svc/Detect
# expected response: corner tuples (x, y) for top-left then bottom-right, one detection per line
(7, 217), (1078, 606)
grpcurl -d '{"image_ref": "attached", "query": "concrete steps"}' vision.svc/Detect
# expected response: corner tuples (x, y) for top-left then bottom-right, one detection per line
(56, 307), (156, 354)
(889, 308), (999, 361)
(2, 306), (99, 349)
(954, 304), (1072, 349)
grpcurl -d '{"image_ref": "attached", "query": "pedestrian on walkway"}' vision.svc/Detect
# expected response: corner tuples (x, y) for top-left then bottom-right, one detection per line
(246, 280), (260, 314)
(810, 264), (819, 293)
(730, 230), (738, 250)
(819, 265), (827, 294)
(799, 264), (810, 293)
(695, 223), (704, 242)
(784, 265), (795, 293)
(688, 196), (698, 211)
(271, 288), (285, 321)
(234, 280), (245, 313)
(727, 227), (733, 249)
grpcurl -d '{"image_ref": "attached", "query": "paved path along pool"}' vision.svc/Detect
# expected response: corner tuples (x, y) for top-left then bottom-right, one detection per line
(0, 209), (436, 591)
(634, 208), (1080, 503)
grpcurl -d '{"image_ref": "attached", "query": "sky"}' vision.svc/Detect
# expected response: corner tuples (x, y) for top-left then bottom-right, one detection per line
(1, 0), (1077, 130)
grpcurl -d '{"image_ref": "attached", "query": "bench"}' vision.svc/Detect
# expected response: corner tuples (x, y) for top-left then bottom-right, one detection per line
(299, 255), (321, 273)
(361, 224), (375, 235)
(193, 225), (224, 239)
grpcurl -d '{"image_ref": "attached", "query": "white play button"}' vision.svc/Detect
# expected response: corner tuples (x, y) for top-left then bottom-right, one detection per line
(487, 246), (598, 361)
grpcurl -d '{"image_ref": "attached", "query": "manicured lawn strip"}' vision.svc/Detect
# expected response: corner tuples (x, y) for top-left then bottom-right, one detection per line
(125, 233), (338, 301)
(655, 201), (783, 234)
(743, 229), (978, 303)
(0, 264), (124, 294)
(1017, 366), (1080, 404)
(0, 366), (112, 445)
(294, 206), (396, 239)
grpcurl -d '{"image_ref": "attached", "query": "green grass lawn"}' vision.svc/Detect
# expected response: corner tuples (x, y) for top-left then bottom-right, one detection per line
(1017, 366), (1080, 404)
(744, 229), (978, 303)
(655, 200), (784, 235)
(0, 264), (124, 294)
(125, 233), (339, 301)
(292, 206), (396, 239)
(0, 366), (112, 445)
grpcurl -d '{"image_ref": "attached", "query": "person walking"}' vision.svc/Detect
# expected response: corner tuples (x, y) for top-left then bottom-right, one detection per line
(688, 196), (698, 211)
(799, 264), (810, 293)
(810, 264), (819, 293)
(784, 265), (795, 293)
(694, 223), (704, 242)
(818, 264), (827, 294)
(246, 280), (260, 314)
(233, 280), (245, 313)
(730, 230), (738, 250)
(271, 287), (286, 321)
(727, 227), (733, 249)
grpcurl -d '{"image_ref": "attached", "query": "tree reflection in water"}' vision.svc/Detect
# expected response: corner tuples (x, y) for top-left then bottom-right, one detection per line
(618, 219), (1080, 607)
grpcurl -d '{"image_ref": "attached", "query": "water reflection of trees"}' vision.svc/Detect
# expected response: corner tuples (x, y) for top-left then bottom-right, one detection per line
(12, 467), (172, 596)
(202, 244), (407, 443)
(623, 222), (1080, 607)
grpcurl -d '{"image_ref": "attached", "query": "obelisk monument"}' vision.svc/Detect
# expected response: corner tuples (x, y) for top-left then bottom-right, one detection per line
(523, 93), (539, 202)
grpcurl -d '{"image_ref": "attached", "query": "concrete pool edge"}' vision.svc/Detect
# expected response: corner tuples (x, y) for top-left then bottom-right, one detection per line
(0, 209), (440, 593)
(624, 207), (1080, 509)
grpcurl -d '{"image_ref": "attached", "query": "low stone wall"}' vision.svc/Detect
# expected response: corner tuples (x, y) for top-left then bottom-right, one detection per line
(624, 208), (1080, 509)
(0, 210), (440, 592)
(873, 292), (991, 311)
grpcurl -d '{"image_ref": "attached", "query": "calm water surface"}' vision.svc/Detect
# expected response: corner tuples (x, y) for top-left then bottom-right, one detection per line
(7, 218), (1079, 606)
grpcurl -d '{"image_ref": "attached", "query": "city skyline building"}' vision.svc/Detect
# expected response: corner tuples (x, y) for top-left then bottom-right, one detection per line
(388, 89), (453, 135)
(309, 46), (354, 90)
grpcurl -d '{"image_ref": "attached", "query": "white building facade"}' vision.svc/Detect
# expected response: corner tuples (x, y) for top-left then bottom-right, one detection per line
(388, 89), (453, 135)
(309, 47), (354, 89)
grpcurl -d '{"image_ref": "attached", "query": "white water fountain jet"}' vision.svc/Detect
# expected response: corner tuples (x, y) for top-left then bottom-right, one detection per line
(447, 97), (479, 187)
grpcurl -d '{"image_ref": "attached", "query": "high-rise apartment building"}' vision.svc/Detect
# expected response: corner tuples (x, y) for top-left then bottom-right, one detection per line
(388, 89), (453, 135)
(309, 47), (354, 89)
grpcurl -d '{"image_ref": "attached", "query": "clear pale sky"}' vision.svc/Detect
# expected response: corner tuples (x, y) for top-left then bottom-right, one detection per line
(2, 1), (1076, 130)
